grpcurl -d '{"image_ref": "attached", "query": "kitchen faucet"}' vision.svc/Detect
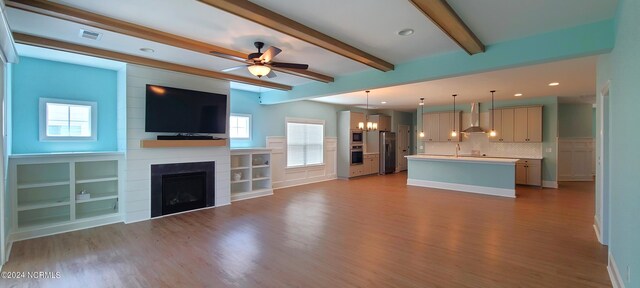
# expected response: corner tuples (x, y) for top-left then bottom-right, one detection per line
(455, 143), (460, 158)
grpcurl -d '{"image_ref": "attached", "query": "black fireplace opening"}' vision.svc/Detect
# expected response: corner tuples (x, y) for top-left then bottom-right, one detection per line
(162, 172), (206, 215)
(151, 161), (215, 217)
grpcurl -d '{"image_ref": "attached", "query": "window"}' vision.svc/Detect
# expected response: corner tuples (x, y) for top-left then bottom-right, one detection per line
(286, 118), (324, 168)
(39, 98), (97, 141)
(229, 114), (251, 139)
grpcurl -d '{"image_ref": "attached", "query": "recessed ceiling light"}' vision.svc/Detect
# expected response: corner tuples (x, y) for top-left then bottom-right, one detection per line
(381, 101), (387, 104)
(514, 93), (523, 97)
(140, 48), (155, 53)
(548, 82), (560, 86)
(398, 28), (414, 36)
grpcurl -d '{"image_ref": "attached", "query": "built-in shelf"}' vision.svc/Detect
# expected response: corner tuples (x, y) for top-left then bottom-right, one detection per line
(76, 177), (118, 184)
(76, 208), (118, 220)
(17, 199), (70, 211)
(17, 181), (70, 190)
(140, 139), (227, 148)
(18, 215), (71, 229)
(76, 195), (118, 204)
(231, 166), (250, 170)
(10, 154), (122, 239)
(231, 149), (273, 202)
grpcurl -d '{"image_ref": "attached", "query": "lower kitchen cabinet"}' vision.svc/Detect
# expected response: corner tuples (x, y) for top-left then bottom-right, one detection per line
(363, 153), (379, 175)
(516, 159), (542, 186)
(351, 154), (379, 177)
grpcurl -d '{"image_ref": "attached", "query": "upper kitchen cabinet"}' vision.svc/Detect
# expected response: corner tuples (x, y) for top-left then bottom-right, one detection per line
(438, 111), (461, 142)
(349, 112), (365, 130)
(422, 112), (461, 142)
(368, 114), (391, 131)
(490, 108), (515, 142)
(378, 115), (391, 131)
(423, 113), (439, 142)
(514, 106), (543, 143)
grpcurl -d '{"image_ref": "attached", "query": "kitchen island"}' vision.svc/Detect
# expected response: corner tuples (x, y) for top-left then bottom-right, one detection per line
(406, 155), (519, 198)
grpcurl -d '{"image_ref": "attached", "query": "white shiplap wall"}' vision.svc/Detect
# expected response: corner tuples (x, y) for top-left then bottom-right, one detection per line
(124, 65), (231, 223)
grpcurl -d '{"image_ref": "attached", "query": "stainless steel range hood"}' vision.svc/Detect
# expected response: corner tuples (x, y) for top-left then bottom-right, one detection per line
(462, 103), (486, 134)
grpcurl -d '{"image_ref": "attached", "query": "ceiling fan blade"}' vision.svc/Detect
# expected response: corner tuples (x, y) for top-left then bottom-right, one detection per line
(269, 62), (309, 70)
(221, 65), (248, 72)
(266, 70), (277, 79)
(259, 46), (282, 62)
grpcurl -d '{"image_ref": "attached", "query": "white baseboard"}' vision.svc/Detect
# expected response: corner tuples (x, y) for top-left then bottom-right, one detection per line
(608, 252), (625, 288)
(543, 181), (558, 188)
(407, 179), (515, 198)
(231, 189), (273, 202)
(593, 215), (604, 244)
(273, 176), (337, 190)
(10, 215), (123, 242)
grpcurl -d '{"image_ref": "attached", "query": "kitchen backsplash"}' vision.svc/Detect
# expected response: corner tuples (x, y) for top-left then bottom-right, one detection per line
(422, 133), (543, 158)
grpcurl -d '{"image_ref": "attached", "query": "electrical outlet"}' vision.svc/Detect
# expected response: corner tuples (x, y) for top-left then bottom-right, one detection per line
(419, 145), (424, 150)
(545, 148), (552, 153)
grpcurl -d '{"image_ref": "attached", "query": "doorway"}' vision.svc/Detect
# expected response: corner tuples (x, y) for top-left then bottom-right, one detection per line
(397, 124), (410, 171)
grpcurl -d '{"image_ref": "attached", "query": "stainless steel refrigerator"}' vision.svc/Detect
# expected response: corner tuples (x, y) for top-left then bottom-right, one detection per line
(379, 131), (396, 174)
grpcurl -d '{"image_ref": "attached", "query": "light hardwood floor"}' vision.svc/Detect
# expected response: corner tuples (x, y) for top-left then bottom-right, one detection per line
(1, 173), (610, 287)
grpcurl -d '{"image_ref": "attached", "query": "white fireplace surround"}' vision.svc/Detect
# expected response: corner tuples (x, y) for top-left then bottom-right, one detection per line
(124, 65), (231, 223)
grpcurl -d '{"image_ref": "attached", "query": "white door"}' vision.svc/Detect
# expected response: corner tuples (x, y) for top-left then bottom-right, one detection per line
(398, 124), (410, 171)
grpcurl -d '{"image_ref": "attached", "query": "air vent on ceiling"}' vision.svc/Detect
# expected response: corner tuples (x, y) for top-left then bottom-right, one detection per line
(79, 29), (102, 40)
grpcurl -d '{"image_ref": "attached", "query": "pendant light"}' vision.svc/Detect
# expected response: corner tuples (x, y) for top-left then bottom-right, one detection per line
(357, 90), (365, 129)
(364, 90), (378, 131)
(451, 94), (458, 137)
(489, 90), (497, 137)
(419, 97), (425, 138)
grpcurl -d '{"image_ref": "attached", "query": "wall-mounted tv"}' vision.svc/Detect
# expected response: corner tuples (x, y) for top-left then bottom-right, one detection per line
(145, 85), (227, 134)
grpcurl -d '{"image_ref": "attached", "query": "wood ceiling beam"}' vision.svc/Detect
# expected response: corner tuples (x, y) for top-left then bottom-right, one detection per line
(197, 0), (395, 72)
(13, 33), (292, 91)
(409, 0), (485, 55)
(5, 0), (334, 83)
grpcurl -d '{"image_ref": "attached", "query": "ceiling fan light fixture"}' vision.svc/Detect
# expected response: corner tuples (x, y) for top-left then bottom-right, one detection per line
(248, 64), (271, 78)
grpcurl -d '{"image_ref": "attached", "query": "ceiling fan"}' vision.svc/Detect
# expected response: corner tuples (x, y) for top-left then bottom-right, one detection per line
(217, 41), (309, 78)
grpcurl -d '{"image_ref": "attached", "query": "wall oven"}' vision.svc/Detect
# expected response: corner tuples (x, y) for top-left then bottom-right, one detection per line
(350, 145), (363, 165)
(351, 130), (364, 144)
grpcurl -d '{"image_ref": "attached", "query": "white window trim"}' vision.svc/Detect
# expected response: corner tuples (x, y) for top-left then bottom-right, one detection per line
(229, 113), (252, 140)
(285, 117), (325, 168)
(39, 98), (98, 141)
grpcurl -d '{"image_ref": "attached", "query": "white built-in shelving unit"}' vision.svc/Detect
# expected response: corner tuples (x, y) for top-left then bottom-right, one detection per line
(9, 152), (124, 241)
(230, 149), (273, 202)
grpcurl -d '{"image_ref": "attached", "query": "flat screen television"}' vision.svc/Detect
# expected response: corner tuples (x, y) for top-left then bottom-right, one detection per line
(145, 85), (227, 134)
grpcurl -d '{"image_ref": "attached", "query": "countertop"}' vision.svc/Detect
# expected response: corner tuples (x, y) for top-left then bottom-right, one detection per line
(419, 153), (543, 160)
(406, 154), (519, 164)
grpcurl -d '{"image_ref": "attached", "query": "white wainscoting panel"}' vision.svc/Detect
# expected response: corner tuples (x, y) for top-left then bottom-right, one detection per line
(558, 138), (595, 181)
(124, 65), (231, 223)
(267, 136), (337, 189)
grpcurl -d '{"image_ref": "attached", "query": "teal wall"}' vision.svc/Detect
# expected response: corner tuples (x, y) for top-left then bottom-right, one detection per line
(261, 20), (614, 104)
(416, 96), (558, 182)
(558, 103), (595, 138)
(606, 0), (640, 285)
(11, 57), (118, 154)
(229, 89), (346, 147)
